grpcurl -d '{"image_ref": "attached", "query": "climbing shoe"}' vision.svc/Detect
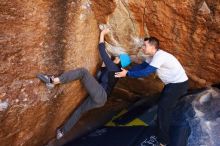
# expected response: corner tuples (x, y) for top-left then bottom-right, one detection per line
(37, 74), (55, 89)
(56, 128), (64, 140)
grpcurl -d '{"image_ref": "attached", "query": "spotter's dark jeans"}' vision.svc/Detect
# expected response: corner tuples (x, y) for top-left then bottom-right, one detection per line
(157, 80), (189, 145)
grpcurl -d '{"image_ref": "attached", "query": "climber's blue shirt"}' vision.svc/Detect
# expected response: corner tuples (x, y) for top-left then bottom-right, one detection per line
(97, 43), (120, 96)
(127, 61), (157, 78)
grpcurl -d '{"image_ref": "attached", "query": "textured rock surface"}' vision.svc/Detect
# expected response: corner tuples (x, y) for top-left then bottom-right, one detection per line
(0, 0), (219, 145)
(0, 0), (99, 145)
(99, 0), (220, 89)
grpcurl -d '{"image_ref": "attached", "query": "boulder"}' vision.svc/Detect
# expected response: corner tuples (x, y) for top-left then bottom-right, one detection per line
(0, 0), (219, 145)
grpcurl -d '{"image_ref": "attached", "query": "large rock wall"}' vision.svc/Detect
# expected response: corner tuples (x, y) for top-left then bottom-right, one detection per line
(104, 0), (219, 87)
(140, 0), (220, 87)
(1, 0), (100, 145)
(0, 0), (219, 145)
(92, 0), (220, 95)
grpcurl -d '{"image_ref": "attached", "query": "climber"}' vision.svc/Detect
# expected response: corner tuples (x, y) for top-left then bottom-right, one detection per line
(37, 28), (131, 140)
(115, 36), (188, 146)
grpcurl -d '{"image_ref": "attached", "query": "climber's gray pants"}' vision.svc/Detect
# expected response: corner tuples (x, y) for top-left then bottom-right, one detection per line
(59, 68), (107, 133)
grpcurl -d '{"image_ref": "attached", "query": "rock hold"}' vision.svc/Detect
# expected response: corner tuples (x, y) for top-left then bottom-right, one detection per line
(199, 1), (211, 14)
